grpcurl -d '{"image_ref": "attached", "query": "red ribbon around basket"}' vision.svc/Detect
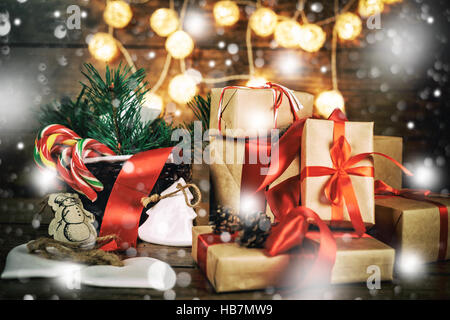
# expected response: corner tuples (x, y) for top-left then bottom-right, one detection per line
(100, 147), (173, 251)
(375, 179), (449, 261)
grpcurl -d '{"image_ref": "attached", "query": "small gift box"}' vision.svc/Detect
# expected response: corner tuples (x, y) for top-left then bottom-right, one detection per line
(210, 86), (314, 137)
(374, 185), (450, 263)
(192, 226), (395, 292)
(374, 136), (403, 190)
(300, 117), (375, 232)
(208, 84), (314, 221)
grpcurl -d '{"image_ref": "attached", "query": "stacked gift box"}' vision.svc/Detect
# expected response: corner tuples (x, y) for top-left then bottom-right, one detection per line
(192, 83), (450, 293)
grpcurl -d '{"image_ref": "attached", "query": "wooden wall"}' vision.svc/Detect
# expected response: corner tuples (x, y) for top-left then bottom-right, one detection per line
(0, 0), (449, 202)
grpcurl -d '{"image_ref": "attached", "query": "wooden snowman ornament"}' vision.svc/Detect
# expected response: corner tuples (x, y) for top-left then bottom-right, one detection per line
(48, 193), (97, 249)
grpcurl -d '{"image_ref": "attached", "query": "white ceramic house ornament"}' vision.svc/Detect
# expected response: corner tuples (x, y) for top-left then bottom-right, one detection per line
(48, 193), (97, 249)
(138, 178), (197, 246)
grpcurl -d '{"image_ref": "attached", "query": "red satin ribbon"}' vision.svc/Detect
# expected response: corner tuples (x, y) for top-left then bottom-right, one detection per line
(197, 232), (239, 275)
(234, 83), (304, 216)
(240, 138), (271, 214)
(258, 109), (412, 236)
(375, 180), (449, 261)
(264, 173), (337, 286)
(99, 147), (173, 251)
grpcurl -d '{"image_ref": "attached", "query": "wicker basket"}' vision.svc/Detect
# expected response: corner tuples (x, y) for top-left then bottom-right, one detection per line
(72, 155), (192, 231)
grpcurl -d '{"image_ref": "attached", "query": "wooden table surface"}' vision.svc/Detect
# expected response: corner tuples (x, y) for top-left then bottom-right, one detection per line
(1, 199), (450, 300)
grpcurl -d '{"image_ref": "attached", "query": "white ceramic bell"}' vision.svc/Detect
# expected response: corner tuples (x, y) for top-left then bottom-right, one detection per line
(138, 178), (197, 246)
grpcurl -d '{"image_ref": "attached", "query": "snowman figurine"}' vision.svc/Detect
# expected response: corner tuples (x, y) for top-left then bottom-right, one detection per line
(138, 178), (197, 246)
(48, 193), (97, 249)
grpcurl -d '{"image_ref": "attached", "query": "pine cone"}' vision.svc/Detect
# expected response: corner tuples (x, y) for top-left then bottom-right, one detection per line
(210, 206), (242, 235)
(238, 212), (272, 248)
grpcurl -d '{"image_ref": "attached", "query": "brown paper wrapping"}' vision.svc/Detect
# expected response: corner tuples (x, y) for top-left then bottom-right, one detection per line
(210, 87), (314, 137)
(209, 87), (313, 221)
(373, 136), (403, 189)
(301, 119), (375, 228)
(192, 226), (395, 292)
(375, 197), (450, 263)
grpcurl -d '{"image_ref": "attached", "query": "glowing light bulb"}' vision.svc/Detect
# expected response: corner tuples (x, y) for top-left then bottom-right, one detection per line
(168, 74), (197, 104)
(358, 0), (384, 18)
(103, 0), (133, 29)
(246, 77), (267, 87)
(213, 1), (240, 27)
(88, 32), (118, 62)
(274, 20), (302, 48)
(314, 90), (345, 118)
(298, 24), (326, 53)
(150, 8), (179, 37)
(143, 92), (164, 114)
(383, 0), (402, 4)
(165, 30), (194, 59)
(335, 12), (362, 40)
(249, 7), (278, 37)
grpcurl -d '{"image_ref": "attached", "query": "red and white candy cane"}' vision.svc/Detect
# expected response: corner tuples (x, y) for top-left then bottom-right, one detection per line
(34, 124), (80, 170)
(70, 138), (116, 202)
(216, 82), (304, 133)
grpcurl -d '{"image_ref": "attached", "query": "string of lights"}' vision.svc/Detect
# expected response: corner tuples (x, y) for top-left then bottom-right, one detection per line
(88, 0), (403, 119)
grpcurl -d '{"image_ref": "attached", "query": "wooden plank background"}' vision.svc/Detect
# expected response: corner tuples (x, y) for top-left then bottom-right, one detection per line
(0, 0), (449, 203)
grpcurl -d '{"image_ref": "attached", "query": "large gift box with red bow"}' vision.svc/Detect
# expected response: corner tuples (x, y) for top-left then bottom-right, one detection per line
(209, 84), (314, 221)
(374, 181), (450, 263)
(192, 226), (395, 293)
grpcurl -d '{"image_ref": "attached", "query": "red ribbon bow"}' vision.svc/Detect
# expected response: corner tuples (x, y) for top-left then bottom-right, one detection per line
(301, 135), (377, 236)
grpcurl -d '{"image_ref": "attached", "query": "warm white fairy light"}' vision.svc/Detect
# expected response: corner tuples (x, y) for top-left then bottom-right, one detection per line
(298, 24), (326, 53)
(165, 30), (194, 59)
(103, 0), (133, 29)
(249, 7), (278, 37)
(213, 1), (240, 27)
(274, 20), (302, 49)
(168, 74), (197, 104)
(246, 77), (268, 87)
(150, 8), (179, 37)
(358, 0), (385, 18)
(88, 32), (118, 62)
(315, 90), (345, 118)
(142, 92), (164, 118)
(335, 12), (362, 41)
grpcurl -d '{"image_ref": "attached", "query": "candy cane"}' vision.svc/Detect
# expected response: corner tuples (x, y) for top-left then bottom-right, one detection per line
(70, 138), (116, 201)
(34, 124), (116, 202)
(34, 124), (80, 170)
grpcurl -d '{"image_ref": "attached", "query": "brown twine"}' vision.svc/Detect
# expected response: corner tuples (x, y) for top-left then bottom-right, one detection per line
(141, 183), (202, 209)
(27, 235), (124, 267)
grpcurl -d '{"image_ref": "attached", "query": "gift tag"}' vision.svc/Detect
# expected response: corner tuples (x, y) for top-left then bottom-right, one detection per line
(80, 257), (176, 290)
(48, 193), (97, 249)
(138, 178), (197, 246)
(1, 244), (84, 279)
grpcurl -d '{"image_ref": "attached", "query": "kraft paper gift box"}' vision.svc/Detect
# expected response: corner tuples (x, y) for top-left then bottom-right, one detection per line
(374, 196), (450, 263)
(209, 87), (314, 221)
(301, 118), (375, 229)
(192, 226), (395, 292)
(373, 136), (403, 190)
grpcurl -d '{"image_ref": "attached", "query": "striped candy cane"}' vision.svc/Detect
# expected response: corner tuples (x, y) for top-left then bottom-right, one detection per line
(34, 124), (116, 202)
